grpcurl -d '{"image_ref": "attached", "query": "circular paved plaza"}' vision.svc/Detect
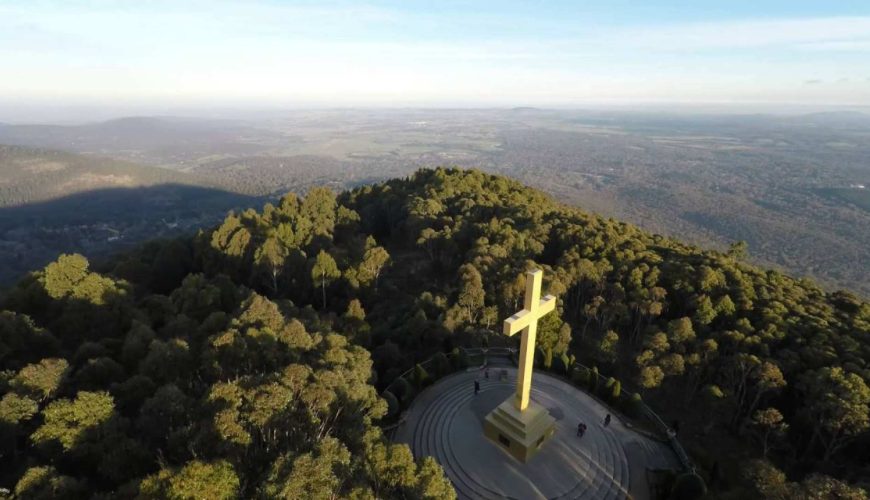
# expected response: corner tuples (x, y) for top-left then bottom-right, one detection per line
(393, 367), (681, 500)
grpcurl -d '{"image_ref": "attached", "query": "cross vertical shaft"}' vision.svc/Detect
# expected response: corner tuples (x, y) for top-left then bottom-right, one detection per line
(503, 269), (556, 411)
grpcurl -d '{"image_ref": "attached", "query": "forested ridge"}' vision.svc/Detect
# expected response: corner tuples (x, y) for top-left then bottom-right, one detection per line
(1, 168), (868, 498)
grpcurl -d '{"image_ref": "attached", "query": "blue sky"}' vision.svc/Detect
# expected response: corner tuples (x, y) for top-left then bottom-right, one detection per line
(1, 1), (870, 107)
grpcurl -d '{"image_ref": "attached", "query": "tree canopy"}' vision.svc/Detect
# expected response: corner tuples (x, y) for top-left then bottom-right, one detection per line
(1, 168), (867, 497)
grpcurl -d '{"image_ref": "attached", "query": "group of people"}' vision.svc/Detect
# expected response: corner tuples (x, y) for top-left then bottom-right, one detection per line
(576, 413), (611, 437)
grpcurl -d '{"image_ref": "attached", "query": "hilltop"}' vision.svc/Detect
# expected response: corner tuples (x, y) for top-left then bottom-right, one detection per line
(0, 168), (867, 498)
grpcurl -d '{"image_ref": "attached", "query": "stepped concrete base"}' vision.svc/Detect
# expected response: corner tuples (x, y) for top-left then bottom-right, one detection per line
(484, 398), (556, 462)
(393, 367), (684, 500)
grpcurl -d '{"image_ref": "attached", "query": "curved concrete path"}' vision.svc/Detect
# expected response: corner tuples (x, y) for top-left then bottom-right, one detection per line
(393, 367), (680, 500)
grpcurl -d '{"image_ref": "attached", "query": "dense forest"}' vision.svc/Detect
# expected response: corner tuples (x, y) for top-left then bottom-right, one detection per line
(1, 168), (868, 498)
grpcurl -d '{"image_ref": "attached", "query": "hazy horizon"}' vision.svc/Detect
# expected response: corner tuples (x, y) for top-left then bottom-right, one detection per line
(2, 101), (870, 126)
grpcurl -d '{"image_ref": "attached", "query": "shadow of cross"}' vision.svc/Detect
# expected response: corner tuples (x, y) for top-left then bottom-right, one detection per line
(504, 269), (556, 411)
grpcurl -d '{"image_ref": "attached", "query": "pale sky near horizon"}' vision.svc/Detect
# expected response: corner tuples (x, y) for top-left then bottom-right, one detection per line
(2, 1), (870, 109)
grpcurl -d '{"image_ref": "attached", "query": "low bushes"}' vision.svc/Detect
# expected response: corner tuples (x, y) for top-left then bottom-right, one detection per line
(413, 363), (430, 389)
(388, 376), (415, 406)
(449, 348), (469, 370)
(431, 352), (450, 378)
(561, 363), (639, 417)
(622, 392), (645, 419)
(382, 390), (400, 418)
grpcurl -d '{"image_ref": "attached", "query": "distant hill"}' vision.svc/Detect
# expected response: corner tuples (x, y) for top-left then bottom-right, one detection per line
(0, 144), (243, 207)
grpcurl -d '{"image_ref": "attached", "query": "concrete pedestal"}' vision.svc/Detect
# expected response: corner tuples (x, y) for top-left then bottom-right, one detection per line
(483, 397), (556, 462)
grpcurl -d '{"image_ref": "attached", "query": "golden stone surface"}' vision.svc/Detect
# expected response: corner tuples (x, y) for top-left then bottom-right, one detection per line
(484, 269), (558, 462)
(484, 397), (556, 462)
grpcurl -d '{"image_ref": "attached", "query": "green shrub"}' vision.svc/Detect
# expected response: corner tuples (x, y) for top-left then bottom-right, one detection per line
(449, 348), (471, 370)
(389, 376), (415, 404)
(431, 352), (450, 378)
(670, 472), (707, 500)
(572, 366), (590, 387)
(590, 366), (600, 394)
(543, 347), (553, 370)
(561, 353), (573, 373)
(624, 392), (644, 419)
(610, 379), (622, 402)
(603, 377), (615, 398)
(413, 364), (430, 389)
(382, 390), (400, 418)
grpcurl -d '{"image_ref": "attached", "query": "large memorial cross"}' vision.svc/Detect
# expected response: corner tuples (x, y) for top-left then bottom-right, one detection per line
(483, 269), (559, 462)
(503, 269), (556, 411)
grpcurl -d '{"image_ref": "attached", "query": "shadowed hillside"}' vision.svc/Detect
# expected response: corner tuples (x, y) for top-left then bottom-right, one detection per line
(0, 145), (264, 284)
(0, 144), (254, 207)
(0, 183), (261, 285)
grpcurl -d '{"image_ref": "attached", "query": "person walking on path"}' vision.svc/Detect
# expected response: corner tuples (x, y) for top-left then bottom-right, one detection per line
(484, 368), (489, 379)
(604, 413), (611, 427)
(577, 422), (587, 437)
(474, 380), (480, 395)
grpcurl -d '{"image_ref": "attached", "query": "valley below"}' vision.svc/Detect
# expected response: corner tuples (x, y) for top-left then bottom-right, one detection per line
(1, 108), (868, 294)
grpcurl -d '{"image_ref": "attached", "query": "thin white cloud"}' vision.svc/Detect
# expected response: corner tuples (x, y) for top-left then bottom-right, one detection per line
(797, 40), (870, 52)
(606, 16), (870, 51)
(270, 16), (870, 62)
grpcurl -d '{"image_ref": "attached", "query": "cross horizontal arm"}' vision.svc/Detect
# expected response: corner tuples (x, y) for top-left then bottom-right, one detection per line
(503, 295), (556, 336)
